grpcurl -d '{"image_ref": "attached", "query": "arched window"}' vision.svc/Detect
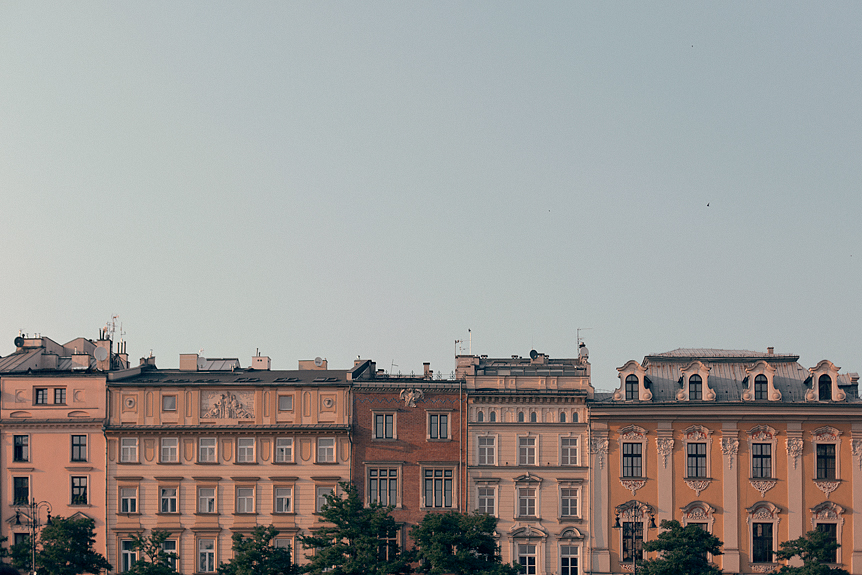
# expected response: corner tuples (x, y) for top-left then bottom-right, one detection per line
(689, 375), (702, 400)
(559, 412), (566, 423)
(530, 412), (537, 423)
(489, 411), (497, 422)
(477, 411), (484, 422)
(572, 411), (578, 423)
(518, 412), (525, 423)
(819, 375), (832, 401)
(625, 375), (639, 400)
(754, 375), (768, 400)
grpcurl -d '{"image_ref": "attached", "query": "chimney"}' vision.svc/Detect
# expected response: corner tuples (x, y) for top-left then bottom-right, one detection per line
(180, 354), (199, 371)
(95, 339), (112, 371)
(767, 347), (774, 355)
(252, 355), (271, 370)
(423, 362), (432, 379)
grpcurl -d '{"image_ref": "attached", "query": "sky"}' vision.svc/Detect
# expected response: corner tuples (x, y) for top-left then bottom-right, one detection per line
(1, 2), (860, 391)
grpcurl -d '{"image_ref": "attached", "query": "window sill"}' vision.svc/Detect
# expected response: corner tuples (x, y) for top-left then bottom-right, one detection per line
(620, 476), (646, 481)
(69, 504), (91, 508)
(158, 462), (181, 465)
(273, 461), (296, 465)
(314, 461), (338, 465)
(517, 516), (541, 522)
(119, 461), (141, 465)
(558, 516), (582, 523)
(194, 512), (219, 516)
(116, 512), (140, 516)
(156, 512), (180, 516)
(196, 461), (220, 465)
(234, 462), (258, 465)
(427, 439), (451, 442)
(272, 512), (296, 516)
(232, 513), (258, 516)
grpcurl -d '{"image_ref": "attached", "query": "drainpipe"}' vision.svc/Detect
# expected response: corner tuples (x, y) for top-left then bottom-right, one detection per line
(459, 377), (463, 512)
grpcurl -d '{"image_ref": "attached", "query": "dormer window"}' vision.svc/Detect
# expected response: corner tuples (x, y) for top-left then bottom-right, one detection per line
(743, 361), (780, 401)
(677, 361), (714, 401)
(625, 375), (638, 400)
(806, 360), (844, 402)
(818, 375), (832, 401)
(614, 361), (651, 402)
(689, 375), (702, 400)
(754, 375), (768, 400)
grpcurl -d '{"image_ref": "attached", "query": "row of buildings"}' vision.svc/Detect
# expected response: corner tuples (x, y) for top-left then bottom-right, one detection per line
(0, 332), (860, 575)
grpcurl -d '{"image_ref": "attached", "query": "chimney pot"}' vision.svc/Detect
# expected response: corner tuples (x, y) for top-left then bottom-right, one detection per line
(767, 347), (774, 355)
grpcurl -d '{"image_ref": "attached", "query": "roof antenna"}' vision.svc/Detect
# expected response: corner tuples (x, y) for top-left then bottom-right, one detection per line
(577, 328), (592, 347)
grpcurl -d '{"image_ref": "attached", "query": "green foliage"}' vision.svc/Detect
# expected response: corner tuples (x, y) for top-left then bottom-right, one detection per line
(9, 535), (32, 572)
(298, 482), (410, 575)
(639, 520), (723, 575)
(775, 530), (849, 575)
(217, 526), (295, 575)
(30, 516), (112, 575)
(126, 530), (177, 575)
(410, 511), (519, 575)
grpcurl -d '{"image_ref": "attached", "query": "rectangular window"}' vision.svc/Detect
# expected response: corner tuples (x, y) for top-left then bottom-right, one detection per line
(561, 545), (578, 575)
(689, 380), (702, 400)
(477, 436), (496, 466)
(316, 486), (333, 512)
(317, 438), (335, 463)
(518, 544), (537, 575)
(275, 438), (293, 463)
(274, 487), (292, 513)
(161, 540), (178, 571)
(13, 435), (29, 462)
(622, 443), (642, 477)
(54, 388), (66, 404)
(429, 414), (449, 439)
(477, 487), (495, 515)
(378, 534), (398, 562)
(160, 487), (177, 513)
(121, 438), (138, 463)
(518, 437), (536, 465)
(198, 487), (216, 513)
(162, 395), (177, 411)
(622, 522), (644, 563)
(237, 438), (255, 463)
(561, 488), (578, 517)
(198, 539), (215, 573)
(161, 438), (178, 463)
(816, 523), (837, 563)
(752, 522), (773, 563)
(423, 468), (453, 508)
(121, 540), (137, 572)
(518, 487), (537, 517)
(35, 388), (48, 405)
(375, 414), (394, 439)
(71, 435), (87, 462)
(560, 437), (578, 466)
(817, 444), (836, 479)
(13, 477), (29, 505)
(236, 487), (255, 513)
(687, 442), (707, 478)
(752, 443), (772, 478)
(278, 395), (293, 411)
(71, 476), (88, 505)
(368, 468), (398, 506)
(199, 438), (217, 463)
(120, 487), (137, 513)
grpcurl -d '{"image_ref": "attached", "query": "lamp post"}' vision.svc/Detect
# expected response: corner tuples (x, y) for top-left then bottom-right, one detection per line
(13, 498), (52, 575)
(613, 503), (656, 574)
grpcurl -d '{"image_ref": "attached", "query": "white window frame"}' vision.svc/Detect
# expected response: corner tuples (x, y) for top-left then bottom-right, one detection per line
(198, 538), (216, 573)
(236, 438), (255, 463)
(119, 486), (138, 514)
(274, 486), (293, 514)
(517, 542), (538, 575)
(681, 425), (712, 480)
(476, 434), (497, 466)
(747, 426), (777, 480)
(317, 437), (336, 463)
(160, 486), (178, 514)
(427, 411), (451, 440)
(198, 438), (217, 463)
(120, 438), (138, 463)
(560, 543), (580, 575)
(161, 539), (178, 572)
(236, 486), (255, 514)
(476, 484), (497, 516)
(812, 426), (842, 482)
(373, 411), (397, 440)
(161, 438), (179, 463)
(560, 434), (579, 466)
(315, 485), (335, 513)
(275, 437), (294, 463)
(121, 539), (137, 572)
(518, 434), (538, 466)
(198, 486), (217, 514)
(559, 484), (580, 519)
(747, 502), (780, 566)
(518, 486), (538, 518)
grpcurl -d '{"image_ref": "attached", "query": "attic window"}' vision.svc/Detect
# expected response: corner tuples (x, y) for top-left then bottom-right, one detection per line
(689, 375), (702, 400)
(274, 377), (299, 383)
(819, 375), (832, 401)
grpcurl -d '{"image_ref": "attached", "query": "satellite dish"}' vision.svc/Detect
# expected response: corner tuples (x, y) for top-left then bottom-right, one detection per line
(94, 347), (109, 361)
(13, 337), (25, 348)
(579, 345), (589, 358)
(529, 350), (538, 360)
(314, 356), (324, 367)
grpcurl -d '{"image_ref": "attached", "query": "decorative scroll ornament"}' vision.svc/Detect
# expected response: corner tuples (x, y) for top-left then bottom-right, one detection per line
(750, 564), (777, 573)
(852, 439), (862, 469)
(620, 479), (646, 495)
(656, 438), (674, 469)
(811, 426), (841, 442)
(590, 437), (609, 469)
(749, 425), (776, 441)
(684, 425), (710, 441)
(786, 438), (804, 469)
(620, 425), (647, 441)
(810, 501), (845, 527)
(621, 563), (636, 572)
(399, 388), (424, 407)
(813, 479), (840, 497)
(202, 391), (253, 419)
(684, 479), (711, 496)
(721, 438), (739, 469)
(749, 479), (777, 497)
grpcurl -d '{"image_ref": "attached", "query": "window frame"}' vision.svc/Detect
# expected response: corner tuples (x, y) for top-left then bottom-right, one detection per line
(367, 466), (400, 507)
(274, 437), (294, 463)
(160, 437), (179, 464)
(235, 486), (255, 514)
(13, 476), (29, 505)
(559, 484), (580, 519)
(476, 434), (497, 466)
(681, 425), (713, 480)
(560, 543), (580, 575)
(422, 467), (454, 508)
(315, 485), (335, 513)
(317, 437), (336, 463)
(197, 486), (217, 514)
(236, 437), (256, 463)
(120, 438), (138, 463)
(121, 539), (138, 573)
(161, 539), (178, 572)
(624, 374), (639, 401)
(373, 412), (396, 440)
(119, 486), (138, 514)
(274, 486), (293, 514)
(476, 483), (497, 516)
(160, 486), (178, 514)
(811, 501), (844, 566)
(277, 394), (294, 412)
(198, 538), (216, 573)
(517, 542), (537, 575)
(518, 435), (537, 466)
(198, 438), (217, 463)
(161, 394), (177, 412)
(54, 387), (66, 405)
(427, 412), (450, 441)
(34, 388), (48, 405)
(13, 435), (29, 462)
(747, 502), (780, 566)
(71, 434), (88, 462)
(560, 435), (579, 467)
(747, 425), (777, 480)
(812, 426), (842, 482)
(71, 475), (88, 505)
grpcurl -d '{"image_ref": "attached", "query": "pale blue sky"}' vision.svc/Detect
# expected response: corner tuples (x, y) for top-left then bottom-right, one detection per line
(1, 3), (860, 388)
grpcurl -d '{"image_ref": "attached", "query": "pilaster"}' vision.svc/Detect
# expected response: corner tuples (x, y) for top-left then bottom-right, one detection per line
(656, 421), (674, 525)
(852, 426), (862, 574)
(590, 426), (610, 573)
(721, 422), (740, 573)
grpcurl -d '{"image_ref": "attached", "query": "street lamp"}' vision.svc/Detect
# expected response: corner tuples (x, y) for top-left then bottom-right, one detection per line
(13, 498), (52, 575)
(612, 502), (656, 574)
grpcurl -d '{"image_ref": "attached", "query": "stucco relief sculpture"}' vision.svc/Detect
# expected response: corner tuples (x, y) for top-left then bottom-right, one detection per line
(684, 479), (711, 496)
(786, 438), (803, 469)
(813, 479), (840, 497)
(201, 391), (254, 419)
(852, 439), (862, 469)
(721, 438), (739, 469)
(749, 479), (777, 497)
(656, 438), (673, 468)
(590, 437), (609, 469)
(810, 501), (844, 528)
(400, 388), (424, 407)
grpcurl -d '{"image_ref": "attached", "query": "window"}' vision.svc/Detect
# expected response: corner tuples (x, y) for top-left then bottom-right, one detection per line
(161, 540), (178, 571)
(429, 414), (448, 439)
(689, 375), (702, 400)
(752, 522), (773, 563)
(375, 414), (394, 439)
(274, 487), (292, 513)
(816, 523), (837, 563)
(13, 477), (29, 505)
(13, 435), (28, 462)
(368, 468), (398, 506)
(378, 533), (399, 562)
(560, 412), (566, 423)
(622, 443), (642, 477)
(121, 438), (138, 463)
(752, 443), (772, 478)
(560, 545), (579, 575)
(423, 468), (453, 508)
(819, 375), (832, 401)
(518, 436), (536, 465)
(236, 487), (254, 513)
(274, 538), (291, 550)
(518, 487), (537, 517)
(278, 395), (293, 411)
(489, 411), (497, 422)
(71, 435), (87, 462)
(199, 438), (217, 463)
(560, 437), (578, 466)
(160, 487), (177, 513)
(275, 438), (293, 463)
(317, 438), (335, 462)
(121, 540), (137, 572)
(817, 444), (836, 479)
(518, 543), (537, 575)
(54, 388), (66, 404)
(198, 539), (215, 573)
(71, 476), (88, 505)
(237, 438), (255, 463)
(518, 412), (525, 423)
(316, 486), (333, 512)
(477, 486), (495, 515)
(560, 488), (578, 517)
(162, 395), (177, 411)
(120, 487), (137, 513)
(754, 375), (768, 400)
(622, 522), (644, 563)
(477, 411), (484, 422)
(477, 436), (496, 466)
(530, 412), (537, 423)
(625, 374), (638, 400)
(161, 438), (178, 463)
(687, 443), (707, 478)
(35, 388), (48, 405)
(198, 487), (216, 513)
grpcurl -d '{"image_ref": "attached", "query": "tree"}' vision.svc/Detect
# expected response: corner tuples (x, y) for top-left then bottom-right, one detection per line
(298, 482), (410, 575)
(639, 520), (723, 575)
(774, 530), (849, 575)
(126, 530), (177, 575)
(16, 516), (112, 575)
(410, 511), (519, 575)
(217, 526), (295, 575)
